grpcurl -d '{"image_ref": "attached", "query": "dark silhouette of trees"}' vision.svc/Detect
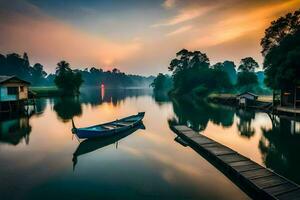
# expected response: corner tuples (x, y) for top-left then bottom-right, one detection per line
(261, 9), (300, 56)
(77, 67), (154, 88)
(150, 73), (172, 92)
(31, 63), (47, 85)
(54, 61), (83, 96)
(0, 52), (51, 86)
(0, 52), (153, 88)
(238, 57), (259, 72)
(236, 57), (259, 91)
(211, 61), (237, 84)
(266, 31), (300, 89)
(168, 49), (231, 96)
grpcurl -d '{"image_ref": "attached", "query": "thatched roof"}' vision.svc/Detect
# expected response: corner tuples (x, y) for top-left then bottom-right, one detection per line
(0, 76), (30, 85)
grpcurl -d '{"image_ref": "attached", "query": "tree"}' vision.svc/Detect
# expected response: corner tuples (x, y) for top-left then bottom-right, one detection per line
(261, 9), (300, 90)
(54, 61), (83, 95)
(236, 57), (259, 91)
(237, 71), (258, 88)
(167, 49), (232, 96)
(211, 61), (237, 84)
(263, 30), (300, 89)
(223, 61), (237, 84)
(31, 63), (47, 85)
(150, 73), (172, 92)
(238, 57), (259, 72)
(168, 49), (210, 94)
(261, 9), (300, 56)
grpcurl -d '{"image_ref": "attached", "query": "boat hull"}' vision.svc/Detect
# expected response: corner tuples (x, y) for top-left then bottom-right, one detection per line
(73, 112), (145, 139)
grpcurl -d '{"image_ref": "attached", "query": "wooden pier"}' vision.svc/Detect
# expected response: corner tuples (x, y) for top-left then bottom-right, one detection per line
(171, 125), (300, 200)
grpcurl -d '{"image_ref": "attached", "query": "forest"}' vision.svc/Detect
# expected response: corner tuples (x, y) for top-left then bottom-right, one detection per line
(0, 53), (154, 88)
(151, 9), (300, 98)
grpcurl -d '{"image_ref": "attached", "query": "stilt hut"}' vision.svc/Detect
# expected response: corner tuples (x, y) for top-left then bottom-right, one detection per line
(0, 76), (30, 112)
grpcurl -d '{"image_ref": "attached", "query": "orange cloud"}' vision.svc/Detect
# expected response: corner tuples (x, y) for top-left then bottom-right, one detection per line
(152, 6), (213, 27)
(0, 4), (141, 72)
(166, 25), (193, 36)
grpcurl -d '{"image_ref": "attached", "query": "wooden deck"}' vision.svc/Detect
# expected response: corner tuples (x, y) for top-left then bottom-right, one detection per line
(276, 106), (300, 114)
(171, 125), (300, 200)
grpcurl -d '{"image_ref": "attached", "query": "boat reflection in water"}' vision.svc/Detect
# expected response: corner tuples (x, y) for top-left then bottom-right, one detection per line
(72, 123), (145, 171)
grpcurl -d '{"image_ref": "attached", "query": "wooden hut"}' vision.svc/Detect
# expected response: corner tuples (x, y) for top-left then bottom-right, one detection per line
(236, 92), (258, 107)
(276, 85), (300, 114)
(0, 76), (30, 112)
(280, 85), (300, 108)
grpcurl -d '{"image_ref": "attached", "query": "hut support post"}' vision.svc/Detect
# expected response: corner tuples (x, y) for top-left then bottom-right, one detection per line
(294, 86), (297, 109)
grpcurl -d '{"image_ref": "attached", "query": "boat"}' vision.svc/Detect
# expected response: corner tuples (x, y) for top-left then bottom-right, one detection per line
(72, 112), (145, 139)
(72, 123), (145, 170)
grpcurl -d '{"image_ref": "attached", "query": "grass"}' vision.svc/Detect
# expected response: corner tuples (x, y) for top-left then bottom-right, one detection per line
(30, 86), (62, 97)
(208, 93), (273, 102)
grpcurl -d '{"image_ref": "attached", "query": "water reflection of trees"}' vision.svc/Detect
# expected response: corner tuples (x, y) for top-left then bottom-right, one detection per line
(169, 98), (235, 132)
(53, 88), (152, 122)
(152, 91), (170, 106)
(0, 116), (32, 146)
(53, 97), (82, 122)
(259, 117), (300, 184)
(236, 109), (256, 138)
(80, 87), (152, 107)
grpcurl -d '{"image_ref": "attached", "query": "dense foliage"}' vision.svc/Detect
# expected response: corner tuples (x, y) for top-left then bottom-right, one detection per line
(150, 73), (172, 92)
(77, 67), (154, 88)
(0, 53), (50, 85)
(261, 9), (300, 90)
(211, 61), (237, 84)
(0, 52), (154, 88)
(54, 61), (83, 95)
(236, 57), (259, 92)
(167, 49), (232, 96)
(261, 10), (300, 56)
(238, 57), (259, 72)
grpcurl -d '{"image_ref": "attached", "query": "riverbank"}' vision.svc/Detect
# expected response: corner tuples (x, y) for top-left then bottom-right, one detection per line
(30, 86), (62, 97)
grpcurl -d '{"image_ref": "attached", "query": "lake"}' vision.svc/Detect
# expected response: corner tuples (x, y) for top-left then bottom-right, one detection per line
(0, 88), (299, 200)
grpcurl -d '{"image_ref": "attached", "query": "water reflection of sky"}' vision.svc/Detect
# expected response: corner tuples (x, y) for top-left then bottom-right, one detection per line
(0, 88), (250, 200)
(2, 88), (300, 199)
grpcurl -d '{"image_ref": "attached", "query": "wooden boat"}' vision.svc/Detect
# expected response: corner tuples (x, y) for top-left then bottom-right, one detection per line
(72, 123), (145, 170)
(72, 112), (145, 139)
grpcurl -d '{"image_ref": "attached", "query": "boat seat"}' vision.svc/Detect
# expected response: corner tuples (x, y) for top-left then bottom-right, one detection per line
(112, 122), (130, 127)
(102, 125), (117, 129)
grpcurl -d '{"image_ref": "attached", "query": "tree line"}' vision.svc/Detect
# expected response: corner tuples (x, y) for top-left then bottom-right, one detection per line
(152, 9), (300, 97)
(0, 53), (154, 89)
(151, 50), (266, 96)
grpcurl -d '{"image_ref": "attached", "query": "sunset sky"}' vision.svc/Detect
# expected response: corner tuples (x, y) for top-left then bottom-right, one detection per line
(0, 0), (299, 75)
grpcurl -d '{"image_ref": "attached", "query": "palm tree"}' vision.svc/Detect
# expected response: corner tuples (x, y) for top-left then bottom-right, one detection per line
(56, 60), (71, 75)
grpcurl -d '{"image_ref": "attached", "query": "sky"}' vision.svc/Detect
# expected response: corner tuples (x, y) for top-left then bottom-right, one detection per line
(0, 0), (299, 75)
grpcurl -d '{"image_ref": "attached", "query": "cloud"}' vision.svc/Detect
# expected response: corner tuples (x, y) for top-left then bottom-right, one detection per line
(166, 25), (193, 36)
(152, 6), (212, 27)
(1, 0), (300, 75)
(0, 0), (142, 72)
(187, 0), (299, 49)
(162, 0), (176, 9)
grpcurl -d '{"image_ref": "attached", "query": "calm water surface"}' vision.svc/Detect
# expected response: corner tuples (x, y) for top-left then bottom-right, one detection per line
(0, 88), (299, 199)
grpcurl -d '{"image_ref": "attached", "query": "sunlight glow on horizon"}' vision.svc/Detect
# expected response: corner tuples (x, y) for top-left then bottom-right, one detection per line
(0, 0), (299, 75)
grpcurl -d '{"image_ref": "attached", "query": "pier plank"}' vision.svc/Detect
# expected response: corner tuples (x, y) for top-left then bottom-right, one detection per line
(240, 168), (273, 180)
(217, 154), (248, 163)
(171, 125), (300, 200)
(203, 146), (236, 156)
(228, 160), (254, 167)
(180, 131), (199, 138)
(189, 137), (215, 145)
(265, 182), (298, 196)
(232, 164), (263, 173)
(276, 189), (300, 200)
